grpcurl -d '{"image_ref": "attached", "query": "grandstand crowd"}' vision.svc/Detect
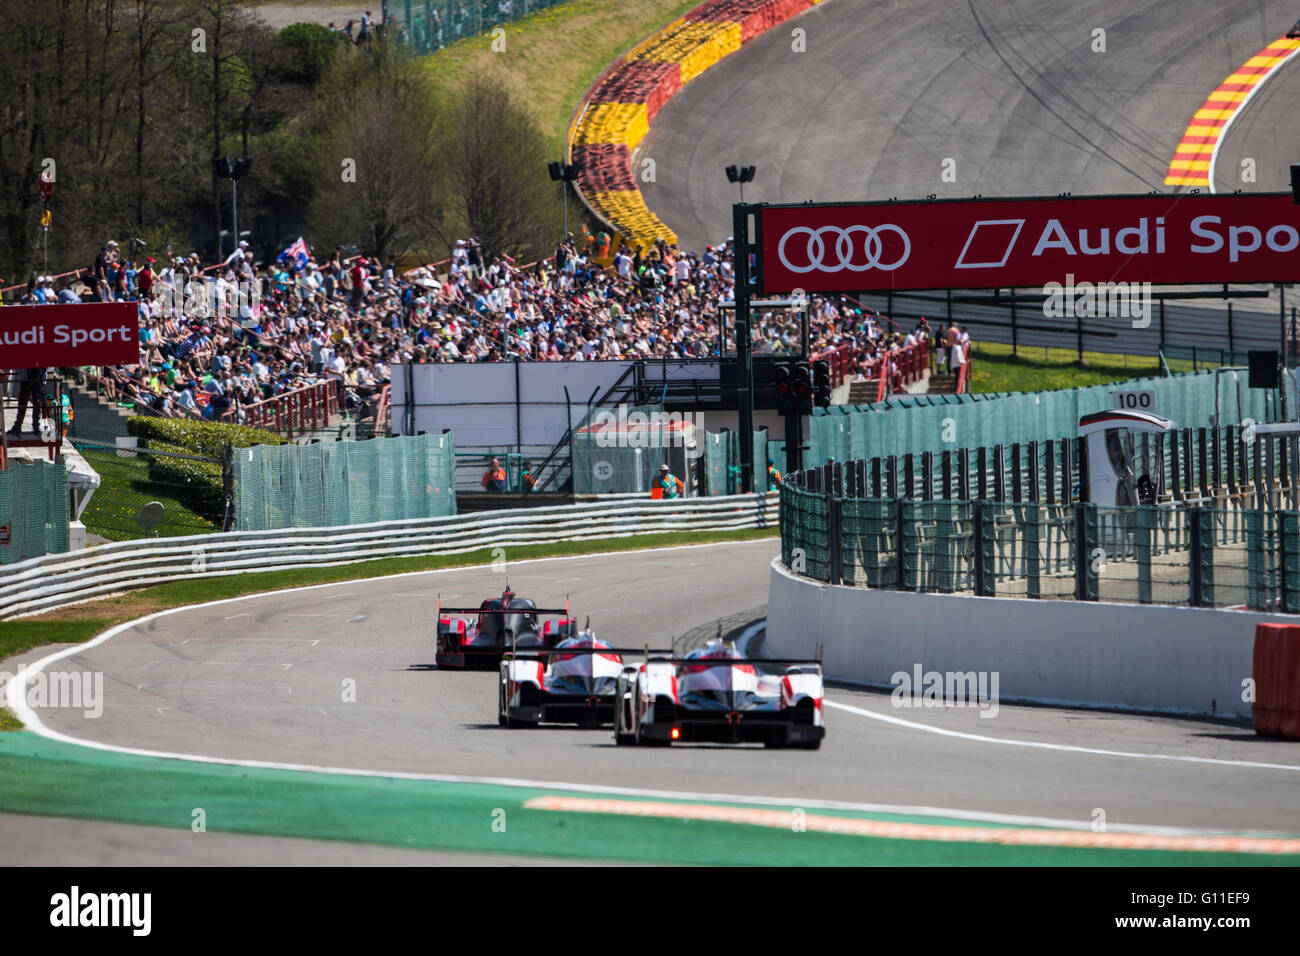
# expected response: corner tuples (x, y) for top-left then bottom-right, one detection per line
(7, 231), (967, 425)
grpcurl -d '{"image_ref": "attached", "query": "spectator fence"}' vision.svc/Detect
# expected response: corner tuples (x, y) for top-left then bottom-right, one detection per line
(780, 450), (1300, 613)
(392, 0), (569, 54)
(0, 458), (69, 564)
(808, 368), (1287, 468)
(234, 431), (456, 531)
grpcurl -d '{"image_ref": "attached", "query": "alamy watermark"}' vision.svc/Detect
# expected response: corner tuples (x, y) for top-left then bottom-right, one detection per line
(890, 663), (1000, 718)
(589, 405), (705, 459)
(1043, 273), (1151, 329)
(1, 669), (104, 718)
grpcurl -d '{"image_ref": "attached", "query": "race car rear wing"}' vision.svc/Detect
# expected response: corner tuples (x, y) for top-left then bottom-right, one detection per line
(505, 645), (675, 658)
(436, 596), (572, 617)
(648, 658), (824, 670)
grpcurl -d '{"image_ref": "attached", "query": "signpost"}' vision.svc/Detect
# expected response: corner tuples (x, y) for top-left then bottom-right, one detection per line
(728, 192), (1300, 493)
(0, 302), (139, 369)
(1113, 390), (1156, 412)
(756, 192), (1300, 294)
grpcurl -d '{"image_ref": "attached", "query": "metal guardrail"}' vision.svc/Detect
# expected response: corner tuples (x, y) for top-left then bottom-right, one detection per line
(239, 380), (341, 437)
(0, 492), (777, 620)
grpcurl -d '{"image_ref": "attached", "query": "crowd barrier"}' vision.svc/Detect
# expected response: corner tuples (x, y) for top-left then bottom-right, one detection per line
(0, 491), (777, 620)
(766, 555), (1265, 718)
(808, 368), (1282, 468)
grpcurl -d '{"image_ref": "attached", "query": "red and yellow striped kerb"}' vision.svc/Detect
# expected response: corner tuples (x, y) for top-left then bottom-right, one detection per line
(1164, 35), (1300, 188)
(570, 0), (829, 251)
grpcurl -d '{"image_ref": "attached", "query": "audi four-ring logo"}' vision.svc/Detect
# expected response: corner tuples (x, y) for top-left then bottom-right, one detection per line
(776, 224), (912, 273)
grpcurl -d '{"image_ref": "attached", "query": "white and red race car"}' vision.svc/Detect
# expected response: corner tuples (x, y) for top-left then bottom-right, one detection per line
(613, 642), (825, 749)
(436, 587), (575, 670)
(498, 631), (658, 728)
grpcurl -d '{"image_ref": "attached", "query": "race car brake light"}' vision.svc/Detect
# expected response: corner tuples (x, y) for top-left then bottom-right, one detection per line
(670, 727), (680, 740)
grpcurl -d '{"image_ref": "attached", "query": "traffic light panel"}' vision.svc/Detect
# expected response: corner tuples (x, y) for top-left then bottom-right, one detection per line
(793, 361), (812, 415)
(774, 362), (792, 415)
(813, 359), (831, 409)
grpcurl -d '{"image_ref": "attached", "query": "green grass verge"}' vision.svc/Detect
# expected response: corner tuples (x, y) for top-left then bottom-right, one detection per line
(2, 734), (1290, 865)
(969, 342), (1198, 394)
(77, 448), (219, 541)
(420, 0), (700, 152)
(0, 525), (778, 727)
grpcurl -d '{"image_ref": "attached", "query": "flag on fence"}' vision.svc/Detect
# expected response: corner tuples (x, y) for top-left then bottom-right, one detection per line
(278, 236), (310, 269)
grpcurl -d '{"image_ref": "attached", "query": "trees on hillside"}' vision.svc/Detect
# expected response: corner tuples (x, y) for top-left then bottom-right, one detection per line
(0, 4), (568, 287)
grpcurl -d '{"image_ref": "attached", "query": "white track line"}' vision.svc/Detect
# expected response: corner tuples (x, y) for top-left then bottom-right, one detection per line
(4, 539), (1292, 838)
(1208, 43), (1300, 192)
(824, 699), (1300, 772)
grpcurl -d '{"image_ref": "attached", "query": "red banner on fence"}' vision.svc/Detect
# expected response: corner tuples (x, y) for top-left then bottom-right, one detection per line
(0, 302), (139, 368)
(758, 192), (1300, 294)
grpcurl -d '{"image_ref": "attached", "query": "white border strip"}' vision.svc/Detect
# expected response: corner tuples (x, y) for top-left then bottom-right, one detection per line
(823, 700), (1300, 773)
(1208, 42), (1299, 192)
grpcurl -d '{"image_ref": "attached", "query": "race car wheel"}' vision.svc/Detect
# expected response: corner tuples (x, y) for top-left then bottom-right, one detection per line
(614, 697), (636, 746)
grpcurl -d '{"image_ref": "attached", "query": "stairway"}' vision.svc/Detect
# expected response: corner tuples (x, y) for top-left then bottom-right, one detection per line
(60, 377), (133, 442)
(847, 378), (882, 404)
(928, 372), (957, 394)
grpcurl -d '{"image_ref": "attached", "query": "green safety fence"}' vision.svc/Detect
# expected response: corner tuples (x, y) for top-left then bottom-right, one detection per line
(702, 430), (771, 496)
(0, 458), (70, 564)
(782, 479), (1300, 613)
(392, 0), (569, 55)
(234, 433), (456, 531)
(570, 404), (668, 494)
(779, 482), (829, 581)
(808, 369), (1279, 467)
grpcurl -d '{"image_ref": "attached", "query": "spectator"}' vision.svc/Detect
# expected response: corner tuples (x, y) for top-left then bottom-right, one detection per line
(653, 463), (683, 499)
(481, 457), (507, 493)
(33, 227), (929, 430)
(7, 367), (46, 436)
(942, 321), (959, 372)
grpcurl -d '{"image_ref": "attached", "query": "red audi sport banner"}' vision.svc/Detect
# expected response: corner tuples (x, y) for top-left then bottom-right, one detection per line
(758, 193), (1300, 294)
(0, 302), (139, 369)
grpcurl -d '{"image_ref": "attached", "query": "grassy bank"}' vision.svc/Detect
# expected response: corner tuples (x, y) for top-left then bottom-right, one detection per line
(968, 342), (1198, 394)
(77, 448), (219, 541)
(419, 0), (699, 151)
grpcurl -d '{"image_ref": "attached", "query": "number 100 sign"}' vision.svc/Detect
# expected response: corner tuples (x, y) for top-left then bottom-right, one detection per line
(1112, 389), (1155, 412)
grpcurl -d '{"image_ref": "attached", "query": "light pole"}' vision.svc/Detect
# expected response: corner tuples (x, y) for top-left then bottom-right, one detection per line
(213, 156), (252, 258)
(548, 161), (583, 244)
(725, 164), (756, 203)
(37, 170), (53, 275)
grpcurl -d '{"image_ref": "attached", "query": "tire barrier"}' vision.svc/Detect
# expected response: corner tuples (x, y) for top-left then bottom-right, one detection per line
(1254, 623), (1300, 738)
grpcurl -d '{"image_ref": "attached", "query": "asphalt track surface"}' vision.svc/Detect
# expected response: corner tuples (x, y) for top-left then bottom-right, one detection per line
(640, 0), (1300, 252)
(1214, 43), (1300, 194)
(5, 539), (1298, 865)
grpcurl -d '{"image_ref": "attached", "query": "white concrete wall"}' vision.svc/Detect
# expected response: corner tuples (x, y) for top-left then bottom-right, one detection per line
(766, 556), (1288, 718)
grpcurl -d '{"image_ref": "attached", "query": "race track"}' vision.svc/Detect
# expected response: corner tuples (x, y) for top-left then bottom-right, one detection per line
(7, 0), (1300, 863)
(640, 0), (1300, 252)
(1214, 47), (1300, 194)
(5, 538), (1297, 864)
